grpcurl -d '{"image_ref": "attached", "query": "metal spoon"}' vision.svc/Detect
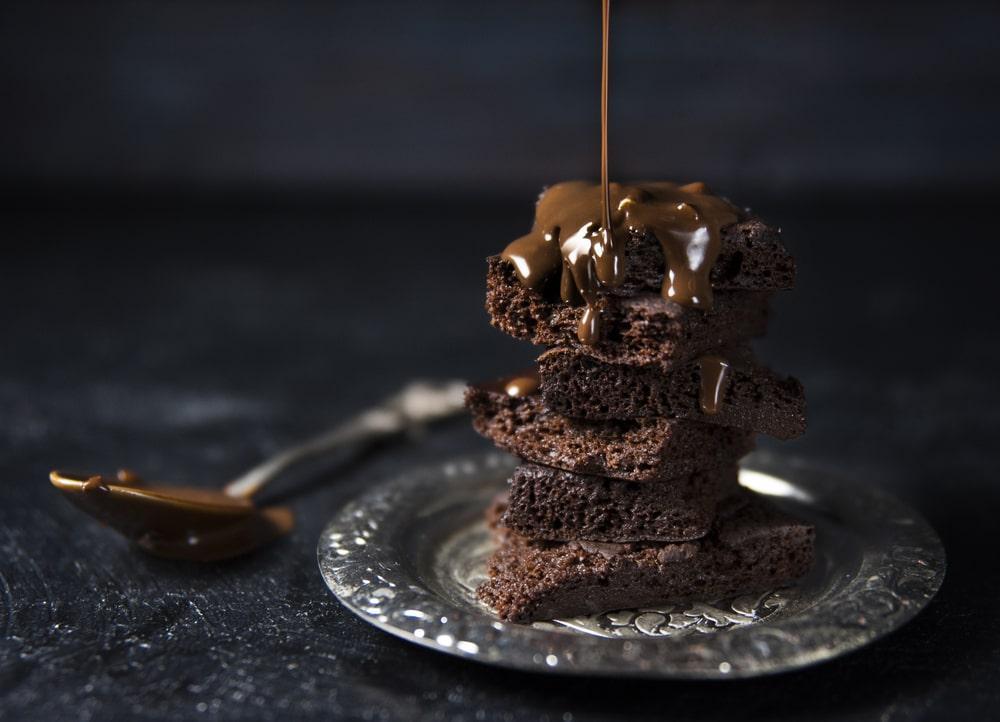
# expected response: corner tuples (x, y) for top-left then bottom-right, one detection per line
(50, 380), (467, 561)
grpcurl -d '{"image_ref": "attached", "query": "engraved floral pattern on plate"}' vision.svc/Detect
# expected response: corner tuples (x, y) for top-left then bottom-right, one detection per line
(317, 452), (945, 679)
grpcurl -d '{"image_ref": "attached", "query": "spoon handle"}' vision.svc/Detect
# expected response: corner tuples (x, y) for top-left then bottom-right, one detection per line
(222, 380), (467, 499)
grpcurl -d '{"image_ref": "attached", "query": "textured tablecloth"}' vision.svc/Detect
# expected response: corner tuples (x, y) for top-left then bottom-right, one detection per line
(1, 194), (996, 721)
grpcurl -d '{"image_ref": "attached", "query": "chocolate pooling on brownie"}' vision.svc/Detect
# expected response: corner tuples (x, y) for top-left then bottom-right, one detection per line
(478, 369), (542, 399)
(502, 372), (540, 398)
(499, 2), (740, 346)
(502, 182), (741, 346)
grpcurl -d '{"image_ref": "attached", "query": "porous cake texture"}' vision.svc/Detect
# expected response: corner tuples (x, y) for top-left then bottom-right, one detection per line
(466, 384), (754, 482)
(486, 256), (771, 367)
(537, 347), (806, 439)
(479, 494), (815, 623)
(501, 462), (740, 543)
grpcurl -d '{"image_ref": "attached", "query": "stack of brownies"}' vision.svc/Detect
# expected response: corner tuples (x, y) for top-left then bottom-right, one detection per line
(466, 182), (815, 623)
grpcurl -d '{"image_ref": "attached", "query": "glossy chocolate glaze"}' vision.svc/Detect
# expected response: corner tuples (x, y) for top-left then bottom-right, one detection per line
(49, 470), (293, 562)
(500, 0), (739, 345)
(479, 368), (542, 399)
(503, 371), (541, 398)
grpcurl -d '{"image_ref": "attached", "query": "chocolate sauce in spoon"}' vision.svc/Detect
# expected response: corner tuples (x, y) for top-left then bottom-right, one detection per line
(49, 381), (467, 562)
(49, 470), (292, 562)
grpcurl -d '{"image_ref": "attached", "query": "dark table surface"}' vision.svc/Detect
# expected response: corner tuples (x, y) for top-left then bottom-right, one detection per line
(1, 191), (997, 721)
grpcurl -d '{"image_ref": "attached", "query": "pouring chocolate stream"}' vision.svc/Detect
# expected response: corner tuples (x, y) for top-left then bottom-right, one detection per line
(501, 0), (739, 346)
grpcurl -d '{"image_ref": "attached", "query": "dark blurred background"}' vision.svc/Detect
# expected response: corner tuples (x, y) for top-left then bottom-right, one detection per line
(3, 0), (1000, 194)
(2, 2), (999, 720)
(2, 0), (998, 451)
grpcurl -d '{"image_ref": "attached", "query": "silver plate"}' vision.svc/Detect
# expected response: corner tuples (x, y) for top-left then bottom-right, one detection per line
(317, 452), (945, 678)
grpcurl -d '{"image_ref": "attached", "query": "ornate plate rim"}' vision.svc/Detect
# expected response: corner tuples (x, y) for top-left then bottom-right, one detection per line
(316, 452), (945, 679)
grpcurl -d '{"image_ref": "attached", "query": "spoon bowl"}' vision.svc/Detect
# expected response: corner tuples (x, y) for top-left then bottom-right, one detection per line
(50, 470), (293, 562)
(48, 380), (467, 562)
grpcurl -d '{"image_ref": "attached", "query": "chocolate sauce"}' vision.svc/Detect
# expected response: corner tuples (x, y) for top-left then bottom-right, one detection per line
(480, 368), (541, 398)
(598, 0), (617, 288)
(501, 1), (739, 345)
(503, 370), (541, 398)
(698, 355), (731, 415)
(49, 470), (293, 562)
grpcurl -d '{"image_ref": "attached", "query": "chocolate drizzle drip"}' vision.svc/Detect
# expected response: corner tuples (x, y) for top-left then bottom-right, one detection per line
(502, 182), (740, 345)
(503, 370), (541, 398)
(479, 368), (542, 399)
(698, 355), (732, 415)
(500, 1), (738, 346)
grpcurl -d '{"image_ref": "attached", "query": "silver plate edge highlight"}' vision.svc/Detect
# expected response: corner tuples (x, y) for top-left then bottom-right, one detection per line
(317, 452), (945, 679)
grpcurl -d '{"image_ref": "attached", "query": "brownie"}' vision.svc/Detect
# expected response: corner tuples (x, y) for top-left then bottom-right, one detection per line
(501, 462), (740, 543)
(486, 255), (771, 367)
(465, 383), (755, 482)
(478, 493), (815, 623)
(598, 216), (796, 296)
(537, 347), (807, 439)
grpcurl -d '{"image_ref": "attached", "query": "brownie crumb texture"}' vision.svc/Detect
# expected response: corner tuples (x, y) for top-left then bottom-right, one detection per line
(501, 462), (740, 543)
(470, 203), (813, 623)
(467, 385), (755, 482)
(537, 346), (807, 439)
(478, 494), (815, 623)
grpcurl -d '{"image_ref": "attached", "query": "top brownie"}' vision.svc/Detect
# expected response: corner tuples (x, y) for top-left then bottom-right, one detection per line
(487, 259), (770, 366)
(485, 216), (793, 365)
(601, 217), (796, 296)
